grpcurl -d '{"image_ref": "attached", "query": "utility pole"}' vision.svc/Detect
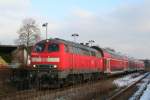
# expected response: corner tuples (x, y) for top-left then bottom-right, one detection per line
(71, 33), (79, 84)
(88, 40), (95, 46)
(71, 33), (79, 42)
(42, 23), (48, 40)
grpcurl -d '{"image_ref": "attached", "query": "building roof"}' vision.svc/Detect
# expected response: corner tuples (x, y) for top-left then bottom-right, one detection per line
(0, 45), (17, 53)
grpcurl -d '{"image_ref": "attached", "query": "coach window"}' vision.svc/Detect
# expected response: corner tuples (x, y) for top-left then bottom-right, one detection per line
(34, 43), (45, 52)
(48, 43), (59, 52)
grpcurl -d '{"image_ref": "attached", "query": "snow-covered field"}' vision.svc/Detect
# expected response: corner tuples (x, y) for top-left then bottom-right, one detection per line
(113, 73), (144, 88)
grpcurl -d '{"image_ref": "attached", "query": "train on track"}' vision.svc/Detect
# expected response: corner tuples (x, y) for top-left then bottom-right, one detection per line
(26, 38), (144, 88)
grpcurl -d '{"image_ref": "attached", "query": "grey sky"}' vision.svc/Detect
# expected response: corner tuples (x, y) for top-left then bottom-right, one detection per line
(0, 0), (150, 59)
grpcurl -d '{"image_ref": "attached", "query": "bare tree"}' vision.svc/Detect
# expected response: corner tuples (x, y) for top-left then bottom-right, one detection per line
(16, 18), (41, 65)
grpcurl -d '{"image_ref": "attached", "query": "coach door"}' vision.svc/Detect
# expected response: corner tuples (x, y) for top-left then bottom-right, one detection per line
(105, 59), (111, 73)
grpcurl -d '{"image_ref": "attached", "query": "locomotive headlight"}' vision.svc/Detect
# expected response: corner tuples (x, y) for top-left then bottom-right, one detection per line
(53, 65), (57, 68)
(33, 65), (36, 68)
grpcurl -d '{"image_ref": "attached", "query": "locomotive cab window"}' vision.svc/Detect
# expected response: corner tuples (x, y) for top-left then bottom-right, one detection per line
(48, 43), (59, 52)
(34, 43), (45, 52)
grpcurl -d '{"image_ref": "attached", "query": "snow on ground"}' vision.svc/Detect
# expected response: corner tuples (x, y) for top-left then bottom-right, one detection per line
(140, 83), (150, 100)
(129, 80), (149, 100)
(129, 72), (150, 100)
(113, 73), (144, 88)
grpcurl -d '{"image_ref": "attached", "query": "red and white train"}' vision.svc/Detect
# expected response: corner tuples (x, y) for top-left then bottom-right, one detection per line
(30, 38), (144, 86)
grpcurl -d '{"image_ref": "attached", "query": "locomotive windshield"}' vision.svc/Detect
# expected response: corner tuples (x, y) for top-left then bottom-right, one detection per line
(34, 43), (45, 52)
(48, 43), (59, 52)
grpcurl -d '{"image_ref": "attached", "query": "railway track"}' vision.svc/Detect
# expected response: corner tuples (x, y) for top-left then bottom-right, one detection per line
(107, 72), (150, 100)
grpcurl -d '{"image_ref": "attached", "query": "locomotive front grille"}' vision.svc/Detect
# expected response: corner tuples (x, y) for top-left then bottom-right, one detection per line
(33, 64), (58, 70)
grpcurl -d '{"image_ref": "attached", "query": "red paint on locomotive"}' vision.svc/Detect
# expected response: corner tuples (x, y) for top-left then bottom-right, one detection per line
(31, 39), (104, 80)
(30, 38), (145, 79)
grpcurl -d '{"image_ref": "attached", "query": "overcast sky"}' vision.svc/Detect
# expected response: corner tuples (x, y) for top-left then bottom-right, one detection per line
(0, 0), (150, 59)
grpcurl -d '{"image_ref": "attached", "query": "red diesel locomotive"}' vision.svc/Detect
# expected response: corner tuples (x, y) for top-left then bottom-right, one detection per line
(30, 38), (144, 86)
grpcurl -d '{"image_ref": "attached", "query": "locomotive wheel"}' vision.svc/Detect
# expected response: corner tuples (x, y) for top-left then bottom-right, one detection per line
(78, 74), (84, 83)
(57, 79), (65, 88)
(33, 73), (50, 89)
(91, 73), (100, 81)
(34, 77), (41, 90)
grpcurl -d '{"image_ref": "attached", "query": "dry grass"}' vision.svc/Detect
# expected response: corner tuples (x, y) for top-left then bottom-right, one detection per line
(29, 78), (118, 100)
(0, 69), (17, 96)
(0, 69), (119, 100)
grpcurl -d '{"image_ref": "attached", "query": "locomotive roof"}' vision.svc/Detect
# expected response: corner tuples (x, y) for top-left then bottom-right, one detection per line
(103, 48), (127, 59)
(38, 38), (98, 52)
(36, 39), (143, 62)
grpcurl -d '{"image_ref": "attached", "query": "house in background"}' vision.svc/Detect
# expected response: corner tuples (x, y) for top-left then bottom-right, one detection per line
(11, 45), (32, 68)
(0, 45), (32, 68)
(0, 56), (8, 68)
(0, 45), (17, 68)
